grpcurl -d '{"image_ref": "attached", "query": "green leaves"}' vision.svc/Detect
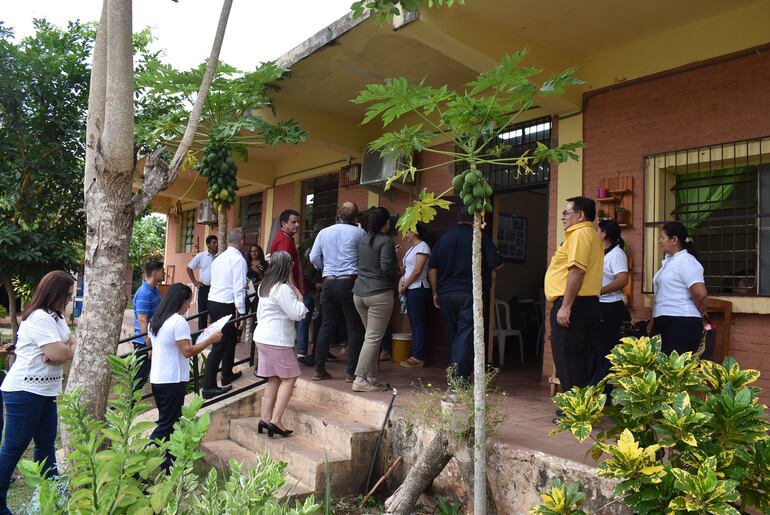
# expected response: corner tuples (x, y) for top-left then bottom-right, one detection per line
(351, 0), (465, 25)
(543, 336), (770, 515)
(395, 189), (452, 235)
(354, 77), (454, 126)
(528, 479), (586, 515)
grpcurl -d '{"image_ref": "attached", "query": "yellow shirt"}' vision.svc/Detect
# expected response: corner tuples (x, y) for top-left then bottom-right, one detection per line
(544, 221), (603, 301)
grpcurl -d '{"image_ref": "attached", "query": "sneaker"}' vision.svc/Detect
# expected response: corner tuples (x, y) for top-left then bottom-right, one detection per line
(312, 371), (332, 381)
(298, 355), (315, 367)
(352, 381), (387, 392)
(379, 351), (391, 361)
(400, 357), (424, 368)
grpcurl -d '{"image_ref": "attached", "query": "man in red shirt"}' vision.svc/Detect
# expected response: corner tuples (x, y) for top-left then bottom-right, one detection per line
(270, 209), (305, 293)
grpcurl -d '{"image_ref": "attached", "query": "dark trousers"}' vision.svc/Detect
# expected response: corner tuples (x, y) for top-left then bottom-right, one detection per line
(150, 382), (187, 472)
(550, 296), (600, 393)
(296, 291), (317, 356)
(197, 285), (210, 332)
(652, 316), (703, 355)
(314, 279), (364, 376)
(439, 294), (474, 382)
(591, 300), (627, 386)
(132, 344), (151, 392)
(0, 391), (58, 513)
(205, 301), (237, 389)
(406, 287), (431, 360)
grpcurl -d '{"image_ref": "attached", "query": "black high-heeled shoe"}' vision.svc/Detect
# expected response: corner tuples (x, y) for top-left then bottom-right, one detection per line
(267, 423), (293, 438)
(257, 419), (269, 434)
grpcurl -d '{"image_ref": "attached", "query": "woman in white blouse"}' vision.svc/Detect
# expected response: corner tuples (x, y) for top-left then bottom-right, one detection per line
(252, 251), (308, 438)
(399, 222), (431, 368)
(651, 221), (708, 354)
(592, 220), (629, 385)
(0, 271), (77, 512)
(148, 283), (221, 471)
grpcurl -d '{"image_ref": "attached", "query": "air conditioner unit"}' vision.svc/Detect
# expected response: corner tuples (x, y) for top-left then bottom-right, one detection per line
(196, 199), (217, 225)
(360, 149), (416, 195)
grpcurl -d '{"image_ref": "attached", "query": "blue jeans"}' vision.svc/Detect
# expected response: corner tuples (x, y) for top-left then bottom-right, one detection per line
(0, 391), (58, 513)
(296, 291), (316, 356)
(405, 287), (431, 360)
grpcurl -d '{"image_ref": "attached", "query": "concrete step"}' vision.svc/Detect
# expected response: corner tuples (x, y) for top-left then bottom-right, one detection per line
(292, 377), (392, 427)
(258, 397), (379, 459)
(229, 417), (357, 495)
(201, 439), (314, 502)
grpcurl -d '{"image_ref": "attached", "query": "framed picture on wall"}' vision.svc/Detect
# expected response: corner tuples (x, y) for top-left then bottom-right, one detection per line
(497, 214), (527, 262)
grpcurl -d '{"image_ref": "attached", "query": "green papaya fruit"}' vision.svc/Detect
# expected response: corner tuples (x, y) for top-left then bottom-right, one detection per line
(473, 183), (484, 198)
(464, 172), (478, 186)
(463, 193), (474, 206)
(452, 174), (464, 191)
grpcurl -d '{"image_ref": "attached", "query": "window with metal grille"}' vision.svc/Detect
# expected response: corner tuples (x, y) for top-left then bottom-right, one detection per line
(478, 116), (552, 191)
(300, 172), (339, 242)
(643, 137), (770, 296)
(178, 209), (195, 253)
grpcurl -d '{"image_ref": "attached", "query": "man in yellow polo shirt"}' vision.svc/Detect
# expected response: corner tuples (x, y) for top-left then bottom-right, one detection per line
(545, 196), (603, 395)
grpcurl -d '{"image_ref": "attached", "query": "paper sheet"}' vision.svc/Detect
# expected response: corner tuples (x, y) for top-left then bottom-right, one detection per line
(198, 314), (231, 343)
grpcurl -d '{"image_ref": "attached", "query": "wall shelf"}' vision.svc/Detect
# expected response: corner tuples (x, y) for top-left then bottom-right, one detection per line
(595, 176), (633, 229)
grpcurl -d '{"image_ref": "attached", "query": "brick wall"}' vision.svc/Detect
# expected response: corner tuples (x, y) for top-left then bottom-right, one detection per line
(577, 49), (770, 399)
(272, 183), (296, 219)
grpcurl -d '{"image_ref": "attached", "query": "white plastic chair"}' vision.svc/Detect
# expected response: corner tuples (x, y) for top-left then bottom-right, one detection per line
(493, 299), (524, 365)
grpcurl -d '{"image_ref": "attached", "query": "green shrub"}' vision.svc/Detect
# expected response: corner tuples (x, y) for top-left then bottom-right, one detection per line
(542, 335), (770, 515)
(20, 354), (319, 514)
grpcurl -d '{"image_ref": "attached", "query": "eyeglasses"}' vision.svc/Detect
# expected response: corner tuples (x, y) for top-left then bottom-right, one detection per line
(562, 210), (580, 217)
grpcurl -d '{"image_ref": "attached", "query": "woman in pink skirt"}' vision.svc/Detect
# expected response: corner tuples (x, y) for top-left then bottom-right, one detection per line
(253, 251), (308, 437)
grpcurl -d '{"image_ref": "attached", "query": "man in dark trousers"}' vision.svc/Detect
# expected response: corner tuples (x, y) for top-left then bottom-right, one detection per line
(186, 234), (218, 333)
(544, 196), (603, 396)
(428, 210), (503, 383)
(204, 229), (247, 399)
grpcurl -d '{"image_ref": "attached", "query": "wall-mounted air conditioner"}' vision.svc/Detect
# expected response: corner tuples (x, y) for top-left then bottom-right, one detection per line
(360, 149), (416, 195)
(197, 199), (217, 224)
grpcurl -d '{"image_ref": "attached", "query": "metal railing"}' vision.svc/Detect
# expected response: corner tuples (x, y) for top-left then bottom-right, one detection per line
(118, 292), (266, 405)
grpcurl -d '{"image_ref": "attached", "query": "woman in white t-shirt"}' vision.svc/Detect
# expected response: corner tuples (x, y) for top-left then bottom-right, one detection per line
(592, 220), (629, 386)
(148, 283), (222, 470)
(651, 221), (708, 354)
(0, 271), (77, 511)
(252, 251), (308, 438)
(399, 223), (431, 369)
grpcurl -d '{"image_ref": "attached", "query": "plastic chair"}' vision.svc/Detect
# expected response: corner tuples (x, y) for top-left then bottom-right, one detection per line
(494, 299), (524, 365)
(534, 289), (546, 359)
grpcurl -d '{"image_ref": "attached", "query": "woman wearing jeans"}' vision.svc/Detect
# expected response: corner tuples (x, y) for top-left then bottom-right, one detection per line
(0, 271), (77, 514)
(399, 222), (431, 368)
(352, 207), (399, 392)
(148, 284), (222, 471)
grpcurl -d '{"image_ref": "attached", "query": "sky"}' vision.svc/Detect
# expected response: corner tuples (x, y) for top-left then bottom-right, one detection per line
(2, 0), (357, 70)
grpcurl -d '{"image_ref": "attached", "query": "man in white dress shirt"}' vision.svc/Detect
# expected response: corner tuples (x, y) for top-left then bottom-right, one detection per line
(204, 230), (247, 398)
(186, 235), (218, 332)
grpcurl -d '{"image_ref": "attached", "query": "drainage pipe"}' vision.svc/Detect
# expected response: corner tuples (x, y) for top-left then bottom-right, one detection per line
(364, 388), (398, 495)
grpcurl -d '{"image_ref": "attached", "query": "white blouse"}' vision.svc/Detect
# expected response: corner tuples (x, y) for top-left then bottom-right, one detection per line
(600, 245), (629, 303)
(403, 241), (431, 289)
(2, 309), (68, 397)
(652, 250), (704, 318)
(252, 283), (309, 347)
(149, 313), (192, 384)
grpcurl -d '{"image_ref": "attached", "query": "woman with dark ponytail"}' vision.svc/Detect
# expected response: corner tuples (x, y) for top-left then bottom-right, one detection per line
(592, 220), (629, 386)
(351, 207), (399, 392)
(651, 221), (708, 354)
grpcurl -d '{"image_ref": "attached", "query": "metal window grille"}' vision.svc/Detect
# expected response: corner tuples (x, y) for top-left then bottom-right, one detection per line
(300, 172), (339, 242)
(179, 209), (195, 253)
(643, 137), (770, 296)
(478, 116), (552, 191)
(239, 192), (263, 229)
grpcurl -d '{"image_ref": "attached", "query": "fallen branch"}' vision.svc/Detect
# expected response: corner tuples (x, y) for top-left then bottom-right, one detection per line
(361, 456), (402, 507)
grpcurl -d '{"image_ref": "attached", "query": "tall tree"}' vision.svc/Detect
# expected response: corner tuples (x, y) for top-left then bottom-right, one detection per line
(67, 0), (234, 419)
(0, 20), (93, 341)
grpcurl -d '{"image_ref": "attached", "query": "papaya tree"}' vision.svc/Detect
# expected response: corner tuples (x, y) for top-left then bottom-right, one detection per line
(136, 61), (306, 248)
(353, 50), (583, 514)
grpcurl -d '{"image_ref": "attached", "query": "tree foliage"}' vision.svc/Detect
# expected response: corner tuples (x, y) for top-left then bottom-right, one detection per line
(0, 20), (93, 288)
(129, 214), (166, 269)
(548, 336), (770, 514)
(351, 0), (464, 24)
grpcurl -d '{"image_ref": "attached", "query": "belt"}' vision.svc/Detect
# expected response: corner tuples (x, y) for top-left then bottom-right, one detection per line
(553, 296), (598, 302)
(324, 275), (357, 281)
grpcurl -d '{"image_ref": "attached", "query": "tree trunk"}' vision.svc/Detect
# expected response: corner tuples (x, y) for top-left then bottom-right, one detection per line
(2, 277), (18, 345)
(384, 433), (451, 515)
(471, 212), (487, 515)
(217, 208), (228, 251)
(450, 441), (497, 514)
(66, 0), (135, 420)
(66, 0), (234, 428)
